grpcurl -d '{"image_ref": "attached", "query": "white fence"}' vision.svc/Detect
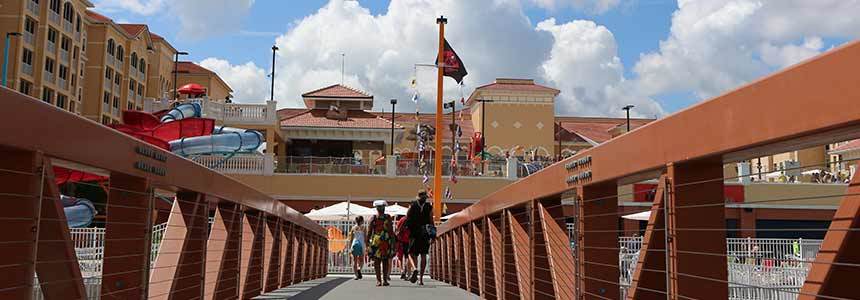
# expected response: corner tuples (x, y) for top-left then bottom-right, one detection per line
(191, 154), (274, 175)
(319, 220), (413, 275)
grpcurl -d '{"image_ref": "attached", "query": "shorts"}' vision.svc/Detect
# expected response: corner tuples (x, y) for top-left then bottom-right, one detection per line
(351, 241), (364, 256)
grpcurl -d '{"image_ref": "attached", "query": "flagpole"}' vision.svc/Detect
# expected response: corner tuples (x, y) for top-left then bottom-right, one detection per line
(433, 16), (447, 224)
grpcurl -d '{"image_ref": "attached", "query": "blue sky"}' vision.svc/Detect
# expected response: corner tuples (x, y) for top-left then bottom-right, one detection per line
(94, 0), (857, 116)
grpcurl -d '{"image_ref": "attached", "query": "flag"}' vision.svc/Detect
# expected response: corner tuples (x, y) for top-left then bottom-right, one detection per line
(444, 186), (452, 201)
(436, 39), (468, 84)
(411, 92), (419, 103)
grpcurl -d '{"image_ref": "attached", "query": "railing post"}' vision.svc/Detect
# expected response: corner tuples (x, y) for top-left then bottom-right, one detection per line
(265, 101), (277, 123)
(263, 216), (281, 292)
(473, 220), (486, 298)
(627, 174), (668, 299)
(148, 191), (208, 299)
(487, 215), (505, 299)
(239, 209), (265, 299)
(280, 223), (294, 287)
(386, 156), (397, 177)
(204, 201), (242, 300)
(533, 198), (576, 300)
(507, 209), (532, 299)
(507, 157), (518, 179)
(101, 172), (152, 299)
(665, 157), (727, 300)
(574, 182), (618, 300)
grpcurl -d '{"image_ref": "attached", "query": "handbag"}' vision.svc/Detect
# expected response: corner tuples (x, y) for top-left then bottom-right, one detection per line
(423, 224), (437, 239)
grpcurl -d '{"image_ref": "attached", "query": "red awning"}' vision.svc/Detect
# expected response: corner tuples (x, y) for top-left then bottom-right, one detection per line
(177, 83), (207, 95)
(53, 166), (108, 185)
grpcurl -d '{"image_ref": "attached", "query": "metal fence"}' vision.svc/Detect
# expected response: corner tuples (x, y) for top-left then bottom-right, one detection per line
(319, 220), (415, 275)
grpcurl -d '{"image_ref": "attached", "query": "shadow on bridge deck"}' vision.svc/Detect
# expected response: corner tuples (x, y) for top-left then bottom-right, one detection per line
(255, 275), (478, 299)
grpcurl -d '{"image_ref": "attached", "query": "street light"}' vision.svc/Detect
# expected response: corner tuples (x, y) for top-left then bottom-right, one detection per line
(270, 45), (278, 102)
(2, 32), (22, 88)
(173, 51), (189, 100)
(389, 99), (397, 155)
(622, 105), (635, 132)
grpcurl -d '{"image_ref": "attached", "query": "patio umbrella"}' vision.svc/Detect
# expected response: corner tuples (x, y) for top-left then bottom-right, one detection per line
(622, 210), (651, 221)
(801, 169), (822, 175)
(304, 201), (375, 221)
(385, 203), (409, 216)
(765, 171), (783, 179)
(177, 83), (207, 95)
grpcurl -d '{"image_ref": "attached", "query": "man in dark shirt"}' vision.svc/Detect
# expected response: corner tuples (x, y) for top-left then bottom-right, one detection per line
(405, 190), (433, 285)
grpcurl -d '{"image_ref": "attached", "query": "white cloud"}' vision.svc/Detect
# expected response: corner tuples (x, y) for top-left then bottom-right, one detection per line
(198, 58), (269, 103)
(537, 18), (663, 117)
(531, 0), (623, 14)
(633, 0), (860, 100)
(205, 0), (663, 118)
(93, 0), (254, 40)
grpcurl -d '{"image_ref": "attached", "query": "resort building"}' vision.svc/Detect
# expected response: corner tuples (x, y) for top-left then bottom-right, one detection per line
(144, 32), (177, 100)
(0, 0), (94, 114)
(174, 61), (233, 101)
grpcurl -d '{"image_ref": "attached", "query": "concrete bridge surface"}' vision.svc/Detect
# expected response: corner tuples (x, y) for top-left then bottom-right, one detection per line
(255, 275), (477, 299)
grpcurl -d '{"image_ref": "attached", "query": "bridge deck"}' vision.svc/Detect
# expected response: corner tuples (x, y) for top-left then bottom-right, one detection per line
(255, 275), (477, 299)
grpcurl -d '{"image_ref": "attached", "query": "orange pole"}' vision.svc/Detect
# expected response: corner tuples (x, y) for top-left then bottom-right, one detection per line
(433, 16), (447, 223)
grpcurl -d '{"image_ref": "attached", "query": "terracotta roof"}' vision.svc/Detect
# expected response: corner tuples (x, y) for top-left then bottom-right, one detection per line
(118, 24), (147, 37)
(302, 84), (372, 98)
(371, 110), (475, 142)
(558, 117), (653, 144)
(150, 32), (164, 40)
(86, 10), (112, 23)
(555, 123), (589, 144)
(281, 109), (403, 129)
(475, 82), (560, 94)
(830, 139), (860, 154)
(277, 108), (308, 120)
(175, 61), (214, 74)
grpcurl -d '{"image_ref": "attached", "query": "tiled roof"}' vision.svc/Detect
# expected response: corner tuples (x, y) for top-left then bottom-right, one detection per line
(277, 108), (308, 120)
(86, 10), (111, 23)
(302, 84), (372, 98)
(830, 139), (860, 154)
(118, 24), (147, 36)
(281, 109), (403, 129)
(175, 61), (214, 74)
(150, 32), (164, 40)
(558, 117), (653, 144)
(372, 110), (475, 142)
(474, 82), (560, 94)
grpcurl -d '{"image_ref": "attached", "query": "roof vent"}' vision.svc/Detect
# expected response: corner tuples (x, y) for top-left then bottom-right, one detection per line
(326, 105), (347, 120)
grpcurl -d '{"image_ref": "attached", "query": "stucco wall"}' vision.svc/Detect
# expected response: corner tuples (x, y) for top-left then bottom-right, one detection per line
(743, 182), (846, 206)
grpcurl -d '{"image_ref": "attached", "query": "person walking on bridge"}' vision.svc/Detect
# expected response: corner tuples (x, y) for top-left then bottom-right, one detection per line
(367, 200), (395, 286)
(405, 190), (433, 285)
(347, 216), (366, 280)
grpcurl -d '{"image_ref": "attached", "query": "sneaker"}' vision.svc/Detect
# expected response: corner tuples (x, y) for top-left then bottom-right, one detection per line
(409, 270), (418, 283)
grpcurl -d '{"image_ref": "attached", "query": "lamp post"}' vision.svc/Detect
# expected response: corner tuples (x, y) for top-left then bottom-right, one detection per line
(2, 32), (22, 88)
(173, 51), (189, 100)
(270, 45), (278, 101)
(475, 99), (494, 174)
(390, 98), (397, 155)
(622, 105), (634, 132)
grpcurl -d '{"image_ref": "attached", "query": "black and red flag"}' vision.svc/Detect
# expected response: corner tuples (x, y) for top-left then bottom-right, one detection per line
(436, 39), (468, 84)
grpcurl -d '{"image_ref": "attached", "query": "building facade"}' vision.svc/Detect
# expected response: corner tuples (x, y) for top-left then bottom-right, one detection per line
(1, 0), (94, 114)
(174, 61), (233, 101)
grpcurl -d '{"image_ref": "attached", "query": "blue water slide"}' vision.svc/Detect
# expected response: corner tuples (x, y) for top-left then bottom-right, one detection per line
(168, 126), (264, 156)
(60, 195), (96, 228)
(160, 102), (202, 122)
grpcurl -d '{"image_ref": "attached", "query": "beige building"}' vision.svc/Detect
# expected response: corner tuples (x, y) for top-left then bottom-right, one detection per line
(1, 0), (94, 114)
(174, 61), (233, 101)
(145, 32), (176, 100)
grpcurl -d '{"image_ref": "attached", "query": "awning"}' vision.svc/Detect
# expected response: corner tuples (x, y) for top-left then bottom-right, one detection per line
(385, 203), (409, 216)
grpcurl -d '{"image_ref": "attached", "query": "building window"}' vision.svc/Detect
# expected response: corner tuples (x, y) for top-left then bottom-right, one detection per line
(62, 1), (74, 22)
(117, 46), (124, 62)
(105, 67), (113, 80)
(59, 65), (68, 80)
(69, 100), (76, 113)
(101, 116), (111, 125)
(138, 83), (144, 96)
(103, 92), (110, 104)
(44, 57), (55, 74)
(130, 52), (138, 68)
(42, 88), (54, 104)
(25, 18), (37, 35)
(107, 39), (115, 56)
(139, 59), (146, 74)
(21, 48), (33, 66)
(19, 80), (32, 95)
(127, 101), (133, 110)
(61, 36), (71, 52)
(129, 79), (136, 91)
(50, 0), (60, 14)
(75, 14), (81, 32)
(114, 74), (121, 86)
(47, 27), (58, 44)
(71, 74), (76, 87)
(112, 96), (119, 108)
(56, 94), (67, 109)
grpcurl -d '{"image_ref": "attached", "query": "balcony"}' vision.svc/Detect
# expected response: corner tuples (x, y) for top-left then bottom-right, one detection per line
(44, 73), (55, 84)
(74, 31), (81, 42)
(395, 158), (511, 178)
(22, 64), (33, 76)
(48, 11), (60, 24)
(103, 80), (110, 90)
(171, 98), (278, 126)
(58, 78), (67, 90)
(278, 156), (385, 175)
(111, 106), (119, 116)
(101, 103), (110, 113)
(63, 21), (73, 33)
(114, 58), (123, 69)
(26, 1), (39, 15)
(141, 97), (170, 112)
(192, 154), (274, 175)
(60, 50), (69, 63)
(23, 32), (34, 45)
(47, 42), (56, 54)
(106, 55), (114, 66)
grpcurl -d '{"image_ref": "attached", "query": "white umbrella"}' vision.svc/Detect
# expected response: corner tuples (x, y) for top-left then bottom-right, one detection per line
(801, 169), (822, 175)
(304, 202), (375, 221)
(765, 171), (783, 179)
(441, 211), (460, 220)
(622, 210), (651, 221)
(385, 204), (409, 216)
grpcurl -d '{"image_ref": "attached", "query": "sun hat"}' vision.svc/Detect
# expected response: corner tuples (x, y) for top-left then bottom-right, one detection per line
(373, 200), (388, 207)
